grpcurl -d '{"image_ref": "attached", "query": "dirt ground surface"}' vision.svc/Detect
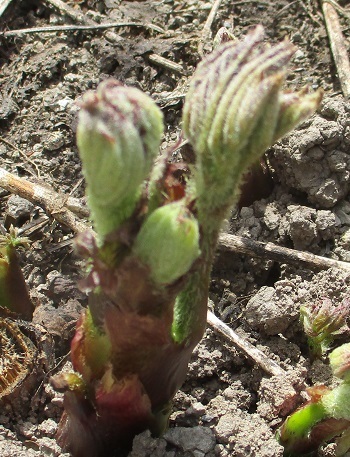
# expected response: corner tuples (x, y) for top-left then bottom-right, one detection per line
(1, 0), (350, 456)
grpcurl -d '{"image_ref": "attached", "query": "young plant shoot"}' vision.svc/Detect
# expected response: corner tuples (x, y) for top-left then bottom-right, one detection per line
(0, 227), (33, 320)
(300, 298), (350, 358)
(277, 342), (350, 456)
(52, 26), (322, 457)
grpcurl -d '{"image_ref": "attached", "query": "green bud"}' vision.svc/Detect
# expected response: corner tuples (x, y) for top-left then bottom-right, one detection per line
(133, 201), (200, 285)
(77, 79), (164, 238)
(321, 383), (350, 420)
(0, 227), (33, 320)
(329, 343), (350, 382)
(274, 89), (323, 141)
(277, 401), (327, 446)
(300, 298), (350, 358)
(182, 26), (322, 223)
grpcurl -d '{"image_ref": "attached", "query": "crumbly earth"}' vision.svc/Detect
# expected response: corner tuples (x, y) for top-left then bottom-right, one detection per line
(1, 1), (350, 456)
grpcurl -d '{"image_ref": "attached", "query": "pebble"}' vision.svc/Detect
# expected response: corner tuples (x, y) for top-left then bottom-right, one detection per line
(6, 194), (34, 227)
(164, 426), (216, 455)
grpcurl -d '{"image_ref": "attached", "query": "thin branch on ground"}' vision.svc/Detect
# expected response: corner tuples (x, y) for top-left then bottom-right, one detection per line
(1, 21), (164, 38)
(148, 54), (186, 74)
(0, 0), (12, 17)
(233, 0), (272, 4)
(275, 1), (299, 18)
(43, 0), (120, 43)
(44, 0), (88, 23)
(323, 0), (350, 21)
(297, 0), (323, 27)
(0, 167), (90, 233)
(218, 232), (350, 272)
(322, 0), (350, 98)
(0, 137), (41, 176)
(207, 308), (286, 377)
(198, 0), (224, 57)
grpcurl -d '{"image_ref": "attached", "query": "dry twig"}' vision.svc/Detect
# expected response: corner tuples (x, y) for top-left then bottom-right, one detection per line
(322, 0), (350, 97)
(207, 309), (286, 376)
(148, 54), (186, 75)
(44, 0), (87, 24)
(198, 0), (224, 57)
(0, 167), (89, 233)
(298, 0), (323, 27)
(0, 0), (12, 17)
(1, 22), (164, 38)
(2, 167), (349, 376)
(218, 232), (350, 272)
(43, 0), (120, 43)
(322, 0), (350, 21)
(0, 137), (41, 177)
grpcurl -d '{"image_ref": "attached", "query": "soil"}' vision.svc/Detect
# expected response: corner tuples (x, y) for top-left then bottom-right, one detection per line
(1, 0), (350, 456)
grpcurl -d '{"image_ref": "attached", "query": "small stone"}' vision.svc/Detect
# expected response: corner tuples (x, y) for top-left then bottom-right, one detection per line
(5, 194), (35, 227)
(56, 96), (74, 111)
(186, 402), (206, 417)
(315, 210), (336, 239)
(287, 205), (318, 249)
(130, 430), (167, 457)
(43, 131), (65, 151)
(245, 286), (297, 335)
(293, 49), (304, 60)
(46, 270), (85, 302)
(37, 436), (62, 456)
(215, 413), (240, 444)
(18, 421), (36, 439)
(263, 203), (281, 230)
(164, 426), (216, 455)
(38, 419), (57, 438)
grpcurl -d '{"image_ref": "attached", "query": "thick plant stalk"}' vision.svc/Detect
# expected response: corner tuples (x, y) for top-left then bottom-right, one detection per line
(52, 27), (322, 457)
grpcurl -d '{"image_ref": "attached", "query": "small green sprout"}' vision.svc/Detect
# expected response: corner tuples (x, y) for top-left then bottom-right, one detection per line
(0, 226), (33, 320)
(278, 343), (350, 456)
(300, 298), (350, 358)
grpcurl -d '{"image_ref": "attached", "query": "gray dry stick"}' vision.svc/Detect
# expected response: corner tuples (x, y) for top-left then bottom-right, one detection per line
(1, 22), (165, 38)
(0, 0), (12, 17)
(198, 0), (224, 56)
(322, 0), (350, 97)
(0, 167), (89, 234)
(1, 166), (349, 273)
(218, 232), (350, 272)
(43, 0), (121, 43)
(207, 309), (286, 377)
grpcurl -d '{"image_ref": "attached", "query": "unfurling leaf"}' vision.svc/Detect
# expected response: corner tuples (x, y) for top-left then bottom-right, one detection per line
(77, 79), (164, 238)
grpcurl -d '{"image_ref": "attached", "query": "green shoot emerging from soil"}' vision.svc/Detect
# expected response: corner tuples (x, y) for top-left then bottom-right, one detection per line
(277, 342), (350, 456)
(300, 297), (350, 358)
(51, 26), (322, 457)
(0, 226), (33, 320)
